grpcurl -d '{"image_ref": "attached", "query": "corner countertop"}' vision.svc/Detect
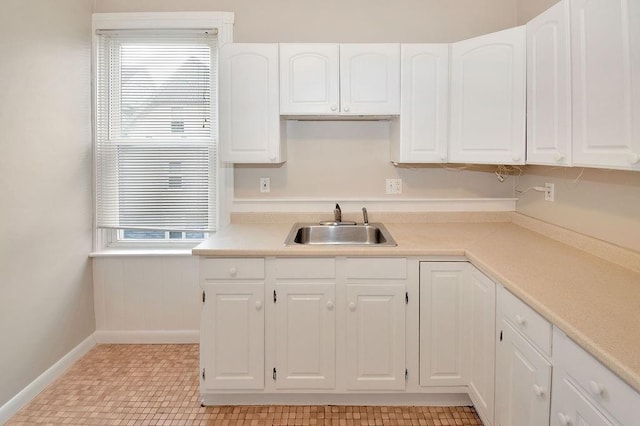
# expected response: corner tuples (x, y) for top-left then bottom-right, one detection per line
(192, 218), (640, 394)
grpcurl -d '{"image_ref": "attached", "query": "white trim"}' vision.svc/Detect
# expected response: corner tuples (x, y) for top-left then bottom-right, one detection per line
(200, 392), (472, 406)
(93, 330), (199, 344)
(89, 249), (194, 258)
(0, 335), (96, 424)
(232, 198), (517, 213)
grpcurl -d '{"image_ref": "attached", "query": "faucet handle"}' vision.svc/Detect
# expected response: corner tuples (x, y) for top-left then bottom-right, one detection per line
(362, 207), (369, 225)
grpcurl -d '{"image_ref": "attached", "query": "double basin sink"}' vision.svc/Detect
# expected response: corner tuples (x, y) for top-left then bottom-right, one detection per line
(284, 222), (397, 246)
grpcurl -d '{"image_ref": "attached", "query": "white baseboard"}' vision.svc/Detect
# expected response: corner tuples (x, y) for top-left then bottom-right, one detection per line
(201, 392), (473, 406)
(0, 334), (96, 424)
(93, 330), (199, 344)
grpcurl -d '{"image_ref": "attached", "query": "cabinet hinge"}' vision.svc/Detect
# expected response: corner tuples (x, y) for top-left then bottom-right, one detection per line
(202, 368), (205, 380)
(499, 330), (503, 342)
(202, 291), (205, 303)
(405, 369), (408, 381)
(272, 367), (277, 380)
(273, 290), (277, 303)
(405, 292), (409, 304)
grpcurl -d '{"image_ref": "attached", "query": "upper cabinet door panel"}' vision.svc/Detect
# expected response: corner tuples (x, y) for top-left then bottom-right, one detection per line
(279, 44), (340, 115)
(571, 0), (640, 170)
(450, 26), (526, 165)
(340, 44), (401, 115)
(526, 0), (572, 166)
(392, 44), (449, 163)
(219, 43), (283, 163)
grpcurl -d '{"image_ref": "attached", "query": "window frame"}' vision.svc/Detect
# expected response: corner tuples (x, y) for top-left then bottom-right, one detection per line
(91, 12), (234, 251)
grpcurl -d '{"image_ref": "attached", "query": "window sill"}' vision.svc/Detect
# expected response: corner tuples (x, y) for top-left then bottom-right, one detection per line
(89, 248), (196, 258)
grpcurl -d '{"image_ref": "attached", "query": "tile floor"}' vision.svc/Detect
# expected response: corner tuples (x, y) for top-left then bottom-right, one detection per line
(8, 344), (483, 425)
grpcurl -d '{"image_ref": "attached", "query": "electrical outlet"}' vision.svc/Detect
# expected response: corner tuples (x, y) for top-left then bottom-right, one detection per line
(545, 182), (554, 201)
(260, 177), (270, 193)
(386, 178), (402, 194)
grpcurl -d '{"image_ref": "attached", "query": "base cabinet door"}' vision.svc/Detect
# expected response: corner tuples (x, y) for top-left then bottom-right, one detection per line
(468, 266), (496, 426)
(345, 284), (406, 390)
(495, 321), (552, 426)
(419, 262), (469, 386)
(201, 282), (264, 390)
(551, 373), (614, 426)
(275, 282), (336, 389)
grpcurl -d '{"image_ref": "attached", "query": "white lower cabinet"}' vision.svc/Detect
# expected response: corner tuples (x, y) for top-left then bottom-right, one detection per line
(552, 327), (640, 426)
(345, 283), (406, 390)
(275, 282), (336, 390)
(467, 266), (496, 426)
(201, 281), (265, 390)
(495, 322), (552, 426)
(551, 374), (614, 426)
(496, 287), (552, 426)
(419, 262), (469, 387)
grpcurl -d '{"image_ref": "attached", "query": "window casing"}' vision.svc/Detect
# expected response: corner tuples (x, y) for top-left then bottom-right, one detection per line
(92, 13), (234, 249)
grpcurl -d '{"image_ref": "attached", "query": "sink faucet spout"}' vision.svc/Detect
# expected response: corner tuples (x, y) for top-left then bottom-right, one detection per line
(362, 207), (369, 225)
(334, 203), (342, 223)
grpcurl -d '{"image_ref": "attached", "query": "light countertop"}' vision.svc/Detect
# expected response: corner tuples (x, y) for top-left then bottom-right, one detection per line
(193, 217), (640, 394)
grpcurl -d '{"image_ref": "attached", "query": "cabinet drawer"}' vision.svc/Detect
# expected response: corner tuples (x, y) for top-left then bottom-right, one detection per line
(497, 286), (552, 356)
(345, 258), (407, 280)
(201, 258), (265, 280)
(275, 258), (336, 279)
(554, 328), (640, 426)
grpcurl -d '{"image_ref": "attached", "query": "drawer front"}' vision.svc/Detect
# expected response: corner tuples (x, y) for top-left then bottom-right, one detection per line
(554, 328), (640, 426)
(345, 258), (407, 280)
(201, 258), (265, 280)
(275, 258), (336, 279)
(498, 286), (552, 356)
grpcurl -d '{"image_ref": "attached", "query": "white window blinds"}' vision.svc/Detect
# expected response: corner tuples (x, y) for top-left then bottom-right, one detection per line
(95, 30), (217, 233)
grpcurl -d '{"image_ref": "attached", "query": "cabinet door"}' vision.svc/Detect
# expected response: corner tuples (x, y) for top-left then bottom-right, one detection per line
(551, 373), (614, 426)
(346, 284), (405, 390)
(419, 262), (468, 386)
(570, 0), (640, 170)
(201, 282), (264, 390)
(340, 44), (401, 115)
(219, 43), (284, 163)
(526, 0), (572, 166)
(391, 44), (449, 163)
(495, 321), (552, 426)
(275, 282), (335, 389)
(450, 26), (526, 165)
(279, 44), (340, 115)
(468, 266), (496, 426)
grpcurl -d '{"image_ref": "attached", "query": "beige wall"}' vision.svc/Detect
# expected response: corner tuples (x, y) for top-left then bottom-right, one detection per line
(516, 0), (559, 24)
(96, 0), (520, 202)
(516, 167), (640, 253)
(0, 0), (94, 407)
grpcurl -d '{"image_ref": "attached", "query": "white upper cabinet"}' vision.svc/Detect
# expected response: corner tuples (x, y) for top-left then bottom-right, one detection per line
(279, 44), (340, 115)
(570, 0), (640, 170)
(280, 44), (400, 116)
(390, 44), (449, 163)
(219, 43), (285, 163)
(526, 0), (572, 166)
(450, 26), (527, 165)
(340, 44), (401, 115)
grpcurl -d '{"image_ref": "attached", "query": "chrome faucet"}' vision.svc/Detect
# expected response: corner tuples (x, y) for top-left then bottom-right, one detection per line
(334, 203), (342, 223)
(362, 207), (369, 225)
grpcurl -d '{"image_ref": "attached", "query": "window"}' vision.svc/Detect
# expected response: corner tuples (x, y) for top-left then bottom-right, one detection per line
(92, 13), (234, 248)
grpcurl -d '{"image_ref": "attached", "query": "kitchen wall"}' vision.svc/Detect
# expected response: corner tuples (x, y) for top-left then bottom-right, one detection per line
(515, 0), (640, 254)
(0, 0), (94, 409)
(95, 0), (520, 203)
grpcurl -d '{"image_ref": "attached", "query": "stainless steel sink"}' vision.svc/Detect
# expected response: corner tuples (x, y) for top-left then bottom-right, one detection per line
(284, 223), (397, 246)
